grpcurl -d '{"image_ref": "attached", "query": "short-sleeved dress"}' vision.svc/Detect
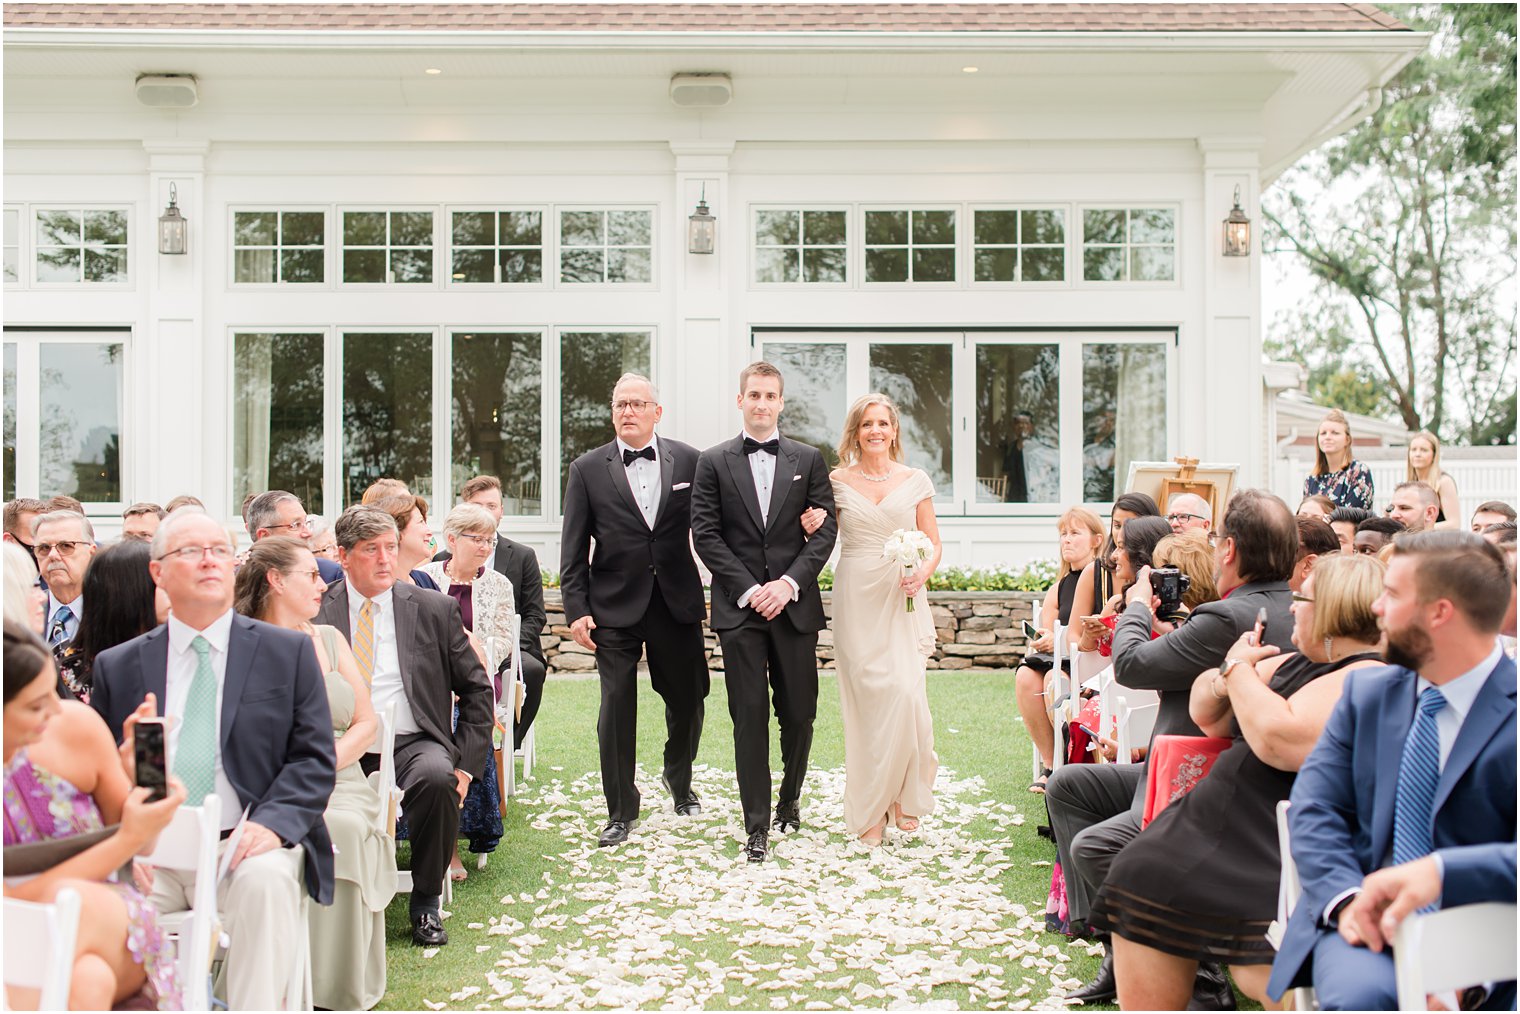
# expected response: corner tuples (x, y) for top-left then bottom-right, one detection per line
(1086, 651), (1379, 963)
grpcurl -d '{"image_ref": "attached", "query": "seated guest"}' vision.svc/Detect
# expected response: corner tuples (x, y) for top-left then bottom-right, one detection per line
(44, 494), (85, 516)
(1019, 507), (1104, 792)
(1327, 506), (1375, 555)
(418, 502), (511, 869)
(1164, 493), (1213, 536)
(315, 506), (492, 946)
(1268, 531), (1516, 1010)
(1049, 489), (1298, 1007)
(437, 474), (550, 749)
(1470, 499), (1516, 533)
(91, 508), (337, 1009)
(1297, 494), (1335, 520)
(3, 541), (47, 635)
(1067, 493), (1161, 657)
(246, 489), (343, 584)
(163, 493), (204, 514)
(1073, 516), (1176, 656)
(1151, 530), (1220, 612)
(120, 502), (166, 543)
(234, 538), (394, 1011)
(375, 494), (440, 590)
(4, 497), (46, 569)
(33, 510), (96, 649)
(3, 621), (186, 1011)
(55, 540), (165, 703)
(1354, 516), (1404, 557)
(1092, 554), (1386, 1008)
(1387, 480), (1440, 533)
(1292, 515), (1341, 593)
(1482, 520), (1517, 546)
(308, 515), (339, 562)
(361, 477), (409, 504)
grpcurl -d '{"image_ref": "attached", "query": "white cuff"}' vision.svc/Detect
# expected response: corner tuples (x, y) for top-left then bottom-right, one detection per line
(781, 575), (800, 601)
(1323, 887), (1359, 926)
(737, 584), (762, 608)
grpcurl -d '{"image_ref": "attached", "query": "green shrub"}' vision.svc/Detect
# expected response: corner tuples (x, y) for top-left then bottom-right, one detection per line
(817, 559), (1057, 593)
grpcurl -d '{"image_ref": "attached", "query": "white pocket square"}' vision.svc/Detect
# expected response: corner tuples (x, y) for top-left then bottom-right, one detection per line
(672, 482), (691, 491)
(793, 474), (803, 481)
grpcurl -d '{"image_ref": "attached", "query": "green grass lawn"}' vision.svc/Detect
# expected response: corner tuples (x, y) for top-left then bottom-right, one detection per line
(378, 671), (1104, 1010)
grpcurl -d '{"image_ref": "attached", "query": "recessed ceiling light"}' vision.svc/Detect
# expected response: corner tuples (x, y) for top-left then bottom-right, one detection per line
(425, 68), (443, 75)
(962, 66), (979, 74)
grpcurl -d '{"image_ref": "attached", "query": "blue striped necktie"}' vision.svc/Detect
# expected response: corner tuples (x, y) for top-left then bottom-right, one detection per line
(1391, 686), (1447, 910)
(48, 604), (73, 646)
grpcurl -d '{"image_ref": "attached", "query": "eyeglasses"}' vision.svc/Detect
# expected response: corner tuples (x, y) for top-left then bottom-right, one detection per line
(1291, 593), (1315, 604)
(263, 520), (311, 535)
(457, 533), (498, 548)
(611, 399), (655, 413)
(1166, 513), (1208, 525)
(34, 540), (88, 558)
(156, 544), (236, 562)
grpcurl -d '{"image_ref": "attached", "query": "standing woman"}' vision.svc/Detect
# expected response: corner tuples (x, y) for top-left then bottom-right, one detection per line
(1406, 430), (1460, 529)
(826, 393), (942, 846)
(416, 503), (512, 870)
(54, 540), (167, 703)
(1302, 409), (1374, 510)
(233, 537), (393, 1011)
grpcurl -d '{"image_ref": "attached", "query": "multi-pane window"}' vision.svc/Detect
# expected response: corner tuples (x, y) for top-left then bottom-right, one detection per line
(4, 209), (19, 284)
(3, 337), (125, 505)
(342, 211), (433, 284)
(559, 331), (652, 495)
(233, 332), (326, 513)
(3, 344), (15, 500)
(34, 209), (128, 284)
(342, 332), (434, 505)
(753, 209), (848, 284)
(450, 210), (543, 284)
(559, 210), (653, 284)
(1082, 342), (1167, 500)
(1082, 207), (1176, 282)
(973, 209), (1066, 283)
(864, 209), (955, 283)
(975, 344), (1061, 503)
(452, 331), (543, 517)
(233, 210), (325, 284)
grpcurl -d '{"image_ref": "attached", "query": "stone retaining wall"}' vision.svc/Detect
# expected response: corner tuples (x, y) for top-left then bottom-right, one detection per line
(541, 589), (1045, 674)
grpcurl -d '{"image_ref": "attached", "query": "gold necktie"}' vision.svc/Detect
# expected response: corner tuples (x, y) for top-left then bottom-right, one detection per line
(353, 599), (375, 684)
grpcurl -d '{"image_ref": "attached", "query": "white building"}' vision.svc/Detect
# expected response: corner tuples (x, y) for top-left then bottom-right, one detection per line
(2, 3), (1426, 566)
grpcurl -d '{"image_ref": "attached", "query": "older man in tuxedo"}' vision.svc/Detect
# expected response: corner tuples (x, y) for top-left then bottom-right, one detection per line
(560, 373), (709, 847)
(1269, 531), (1517, 1010)
(91, 508), (336, 1010)
(316, 505), (492, 946)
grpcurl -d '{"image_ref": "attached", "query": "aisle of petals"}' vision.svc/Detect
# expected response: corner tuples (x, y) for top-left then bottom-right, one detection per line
(422, 763), (1098, 1010)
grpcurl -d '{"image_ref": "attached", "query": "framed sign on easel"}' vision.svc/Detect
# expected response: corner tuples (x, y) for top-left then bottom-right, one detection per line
(1122, 458), (1240, 528)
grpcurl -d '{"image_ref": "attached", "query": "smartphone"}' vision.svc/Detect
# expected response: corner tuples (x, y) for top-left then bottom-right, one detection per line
(1075, 722), (1102, 739)
(134, 718), (168, 803)
(1251, 606), (1269, 646)
(1022, 619), (1040, 640)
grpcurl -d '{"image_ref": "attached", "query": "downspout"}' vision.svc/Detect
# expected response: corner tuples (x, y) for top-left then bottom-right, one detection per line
(1263, 87), (1383, 184)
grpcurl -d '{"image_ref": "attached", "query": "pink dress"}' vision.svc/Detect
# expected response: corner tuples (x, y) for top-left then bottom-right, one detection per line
(3, 749), (182, 1011)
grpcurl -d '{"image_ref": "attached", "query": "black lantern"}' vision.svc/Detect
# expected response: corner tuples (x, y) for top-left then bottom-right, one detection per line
(688, 186), (715, 255)
(1223, 185), (1250, 257)
(158, 183), (187, 255)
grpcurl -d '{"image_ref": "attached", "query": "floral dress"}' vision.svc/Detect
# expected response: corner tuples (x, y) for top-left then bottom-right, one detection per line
(3, 749), (181, 1010)
(1303, 460), (1375, 510)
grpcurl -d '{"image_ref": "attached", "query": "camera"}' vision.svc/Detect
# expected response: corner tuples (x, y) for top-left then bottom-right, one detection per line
(1149, 566), (1190, 615)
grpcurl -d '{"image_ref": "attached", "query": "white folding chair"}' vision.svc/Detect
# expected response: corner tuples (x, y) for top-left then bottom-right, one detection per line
(143, 796), (222, 1012)
(1394, 902), (1518, 1010)
(376, 700), (451, 906)
(514, 623), (535, 781)
(3, 887), (81, 1010)
(1046, 622), (1071, 774)
(1267, 800), (1318, 1011)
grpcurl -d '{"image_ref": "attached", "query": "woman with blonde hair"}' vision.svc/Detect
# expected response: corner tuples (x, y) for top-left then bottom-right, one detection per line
(1302, 408), (1374, 510)
(1405, 430), (1460, 529)
(822, 392), (942, 845)
(1151, 530), (1220, 612)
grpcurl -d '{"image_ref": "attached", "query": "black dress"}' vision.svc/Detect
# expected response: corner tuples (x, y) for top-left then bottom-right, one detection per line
(1022, 568), (1083, 674)
(1086, 650), (1381, 964)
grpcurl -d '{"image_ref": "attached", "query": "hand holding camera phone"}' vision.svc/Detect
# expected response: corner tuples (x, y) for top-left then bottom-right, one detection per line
(133, 717), (169, 803)
(1250, 606), (1268, 647)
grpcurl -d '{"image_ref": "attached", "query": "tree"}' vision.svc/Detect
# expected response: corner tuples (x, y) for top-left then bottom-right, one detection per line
(1264, 3), (1517, 444)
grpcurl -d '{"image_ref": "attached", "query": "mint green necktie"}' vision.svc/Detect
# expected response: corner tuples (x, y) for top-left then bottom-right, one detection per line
(174, 635), (219, 806)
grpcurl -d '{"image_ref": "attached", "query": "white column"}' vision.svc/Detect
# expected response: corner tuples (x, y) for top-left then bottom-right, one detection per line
(1197, 138), (1264, 486)
(669, 141), (734, 447)
(142, 140), (211, 509)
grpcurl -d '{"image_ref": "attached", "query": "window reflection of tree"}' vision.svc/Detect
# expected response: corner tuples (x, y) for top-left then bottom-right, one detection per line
(452, 333), (541, 514)
(261, 335), (324, 513)
(343, 333), (432, 506)
(975, 344), (1059, 497)
(1083, 344), (1165, 502)
(765, 343), (845, 467)
(558, 333), (650, 500)
(871, 344), (952, 491)
(39, 343), (121, 502)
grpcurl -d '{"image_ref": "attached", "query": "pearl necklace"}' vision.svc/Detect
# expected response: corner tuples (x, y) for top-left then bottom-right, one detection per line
(857, 466), (893, 483)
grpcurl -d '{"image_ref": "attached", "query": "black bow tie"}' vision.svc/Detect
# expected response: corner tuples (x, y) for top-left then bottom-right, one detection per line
(743, 436), (780, 456)
(622, 446), (656, 466)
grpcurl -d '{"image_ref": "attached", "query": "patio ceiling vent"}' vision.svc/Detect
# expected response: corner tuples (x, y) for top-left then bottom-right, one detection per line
(135, 74), (199, 108)
(670, 74), (732, 108)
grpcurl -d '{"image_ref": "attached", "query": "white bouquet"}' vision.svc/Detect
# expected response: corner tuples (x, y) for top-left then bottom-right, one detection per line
(882, 528), (934, 612)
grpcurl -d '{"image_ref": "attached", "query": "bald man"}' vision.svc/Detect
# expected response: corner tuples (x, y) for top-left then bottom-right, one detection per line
(1165, 493), (1212, 536)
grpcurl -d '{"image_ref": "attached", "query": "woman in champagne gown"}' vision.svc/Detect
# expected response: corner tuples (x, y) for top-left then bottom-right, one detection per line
(824, 393), (943, 845)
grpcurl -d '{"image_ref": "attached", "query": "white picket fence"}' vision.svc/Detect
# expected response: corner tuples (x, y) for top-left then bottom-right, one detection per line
(1275, 448), (1517, 524)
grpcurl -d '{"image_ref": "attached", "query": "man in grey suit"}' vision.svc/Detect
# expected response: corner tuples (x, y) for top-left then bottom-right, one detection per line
(315, 505), (492, 947)
(1048, 489), (1299, 1007)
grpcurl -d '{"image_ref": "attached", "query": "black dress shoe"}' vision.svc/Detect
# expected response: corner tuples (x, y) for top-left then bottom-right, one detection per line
(598, 819), (635, 847)
(1066, 949), (1116, 1005)
(663, 776), (701, 816)
(743, 829), (769, 863)
(772, 800), (801, 834)
(1186, 962), (1237, 1010)
(410, 910), (448, 946)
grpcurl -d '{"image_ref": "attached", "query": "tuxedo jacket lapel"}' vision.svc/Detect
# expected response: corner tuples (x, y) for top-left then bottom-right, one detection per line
(1434, 655), (1517, 814)
(221, 616), (259, 750)
(764, 443), (798, 535)
(603, 444), (644, 524)
(725, 440), (766, 533)
(655, 441), (674, 524)
(1371, 668), (1417, 866)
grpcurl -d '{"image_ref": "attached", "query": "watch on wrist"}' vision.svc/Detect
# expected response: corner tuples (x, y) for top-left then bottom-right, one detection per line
(1218, 657), (1243, 679)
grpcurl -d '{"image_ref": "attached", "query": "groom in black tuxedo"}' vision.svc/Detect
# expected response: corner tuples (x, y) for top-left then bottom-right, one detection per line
(560, 372), (710, 847)
(692, 360), (838, 863)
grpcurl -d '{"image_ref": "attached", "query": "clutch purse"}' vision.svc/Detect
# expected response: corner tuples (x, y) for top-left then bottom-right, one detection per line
(3, 825), (121, 878)
(1141, 735), (1233, 828)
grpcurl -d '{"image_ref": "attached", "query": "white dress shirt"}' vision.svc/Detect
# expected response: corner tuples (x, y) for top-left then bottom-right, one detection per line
(349, 587), (420, 752)
(736, 429), (799, 609)
(616, 433), (660, 529)
(164, 609), (240, 831)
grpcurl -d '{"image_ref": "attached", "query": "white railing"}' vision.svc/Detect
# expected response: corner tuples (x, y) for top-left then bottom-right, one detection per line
(1275, 450), (1517, 524)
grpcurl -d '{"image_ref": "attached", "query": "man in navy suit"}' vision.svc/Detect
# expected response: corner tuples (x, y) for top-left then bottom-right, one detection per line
(1269, 530), (1517, 1010)
(245, 488), (344, 584)
(92, 507), (336, 1010)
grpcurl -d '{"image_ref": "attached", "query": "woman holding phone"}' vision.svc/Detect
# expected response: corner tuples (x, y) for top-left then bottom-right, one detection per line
(2, 620), (185, 1010)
